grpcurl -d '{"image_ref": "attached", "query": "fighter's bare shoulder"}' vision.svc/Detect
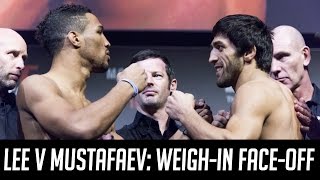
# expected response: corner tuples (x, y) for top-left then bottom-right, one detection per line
(233, 79), (281, 109)
(19, 74), (61, 96)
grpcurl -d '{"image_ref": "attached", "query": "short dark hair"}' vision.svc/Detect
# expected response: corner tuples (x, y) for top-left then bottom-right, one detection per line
(35, 4), (92, 57)
(212, 14), (273, 73)
(130, 49), (175, 82)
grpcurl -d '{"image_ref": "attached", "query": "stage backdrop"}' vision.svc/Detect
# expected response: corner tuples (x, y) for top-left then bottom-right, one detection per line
(1, 0), (320, 34)
(23, 45), (320, 129)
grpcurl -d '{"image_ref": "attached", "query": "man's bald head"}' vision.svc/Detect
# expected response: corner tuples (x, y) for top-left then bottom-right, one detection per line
(0, 28), (21, 37)
(272, 25), (306, 50)
(270, 25), (311, 92)
(0, 28), (26, 47)
(0, 28), (27, 91)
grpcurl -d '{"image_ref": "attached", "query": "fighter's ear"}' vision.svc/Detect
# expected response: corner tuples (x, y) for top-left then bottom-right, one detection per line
(243, 46), (257, 63)
(67, 31), (81, 48)
(170, 79), (177, 91)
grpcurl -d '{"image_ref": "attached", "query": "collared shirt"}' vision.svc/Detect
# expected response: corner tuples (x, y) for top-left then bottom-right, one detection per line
(116, 111), (179, 140)
(306, 83), (320, 139)
(0, 93), (22, 139)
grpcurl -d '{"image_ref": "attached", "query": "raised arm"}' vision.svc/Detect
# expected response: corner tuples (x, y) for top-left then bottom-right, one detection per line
(17, 63), (147, 139)
(166, 86), (270, 139)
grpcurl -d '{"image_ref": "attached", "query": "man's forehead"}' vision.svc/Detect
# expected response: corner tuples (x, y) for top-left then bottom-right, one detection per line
(273, 38), (293, 52)
(211, 35), (232, 45)
(0, 28), (19, 39)
(0, 29), (25, 47)
(85, 13), (102, 26)
(139, 59), (167, 72)
(139, 58), (166, 66)
(0, 37), (27, 55)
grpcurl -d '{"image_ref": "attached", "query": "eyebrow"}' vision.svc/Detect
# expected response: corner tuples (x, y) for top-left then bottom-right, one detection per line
(212, 41), (224, 47)
(151, 71), (164, 74)
(8, 49), (28, 61)
(273, 51), (290, 58)
(98, 25), (104, 31)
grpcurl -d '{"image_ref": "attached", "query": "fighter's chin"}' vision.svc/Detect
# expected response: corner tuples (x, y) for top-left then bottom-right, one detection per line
(216, 83), (228, 88)
(92, 66), (108, 73)
(216, 80), (230, 88)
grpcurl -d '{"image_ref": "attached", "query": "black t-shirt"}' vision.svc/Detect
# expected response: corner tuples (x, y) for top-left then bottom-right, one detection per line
(117, 112), (179, 140)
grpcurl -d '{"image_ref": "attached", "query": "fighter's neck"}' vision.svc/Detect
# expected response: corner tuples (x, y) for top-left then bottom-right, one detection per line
(48, 57), (90, 93)
(234, 67), (268, 92)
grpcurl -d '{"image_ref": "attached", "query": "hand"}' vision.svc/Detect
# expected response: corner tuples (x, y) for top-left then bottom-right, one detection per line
(117, 63), (147, 92)
(294, 98), (312, 133)
(166, 90), (195, 121)
(170, 129), (190, 140)
(194, 99), (213, 124)
(212, 110), (230, 128)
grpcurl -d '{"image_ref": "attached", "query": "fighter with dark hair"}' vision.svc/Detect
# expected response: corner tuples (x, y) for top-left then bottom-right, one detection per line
(17, 4), (147, 139)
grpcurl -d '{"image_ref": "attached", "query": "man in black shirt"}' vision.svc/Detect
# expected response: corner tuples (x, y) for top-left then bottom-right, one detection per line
(271, 25), (320, 139)
(0, 28), (27, 139)
(117, 49), (212, 140)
